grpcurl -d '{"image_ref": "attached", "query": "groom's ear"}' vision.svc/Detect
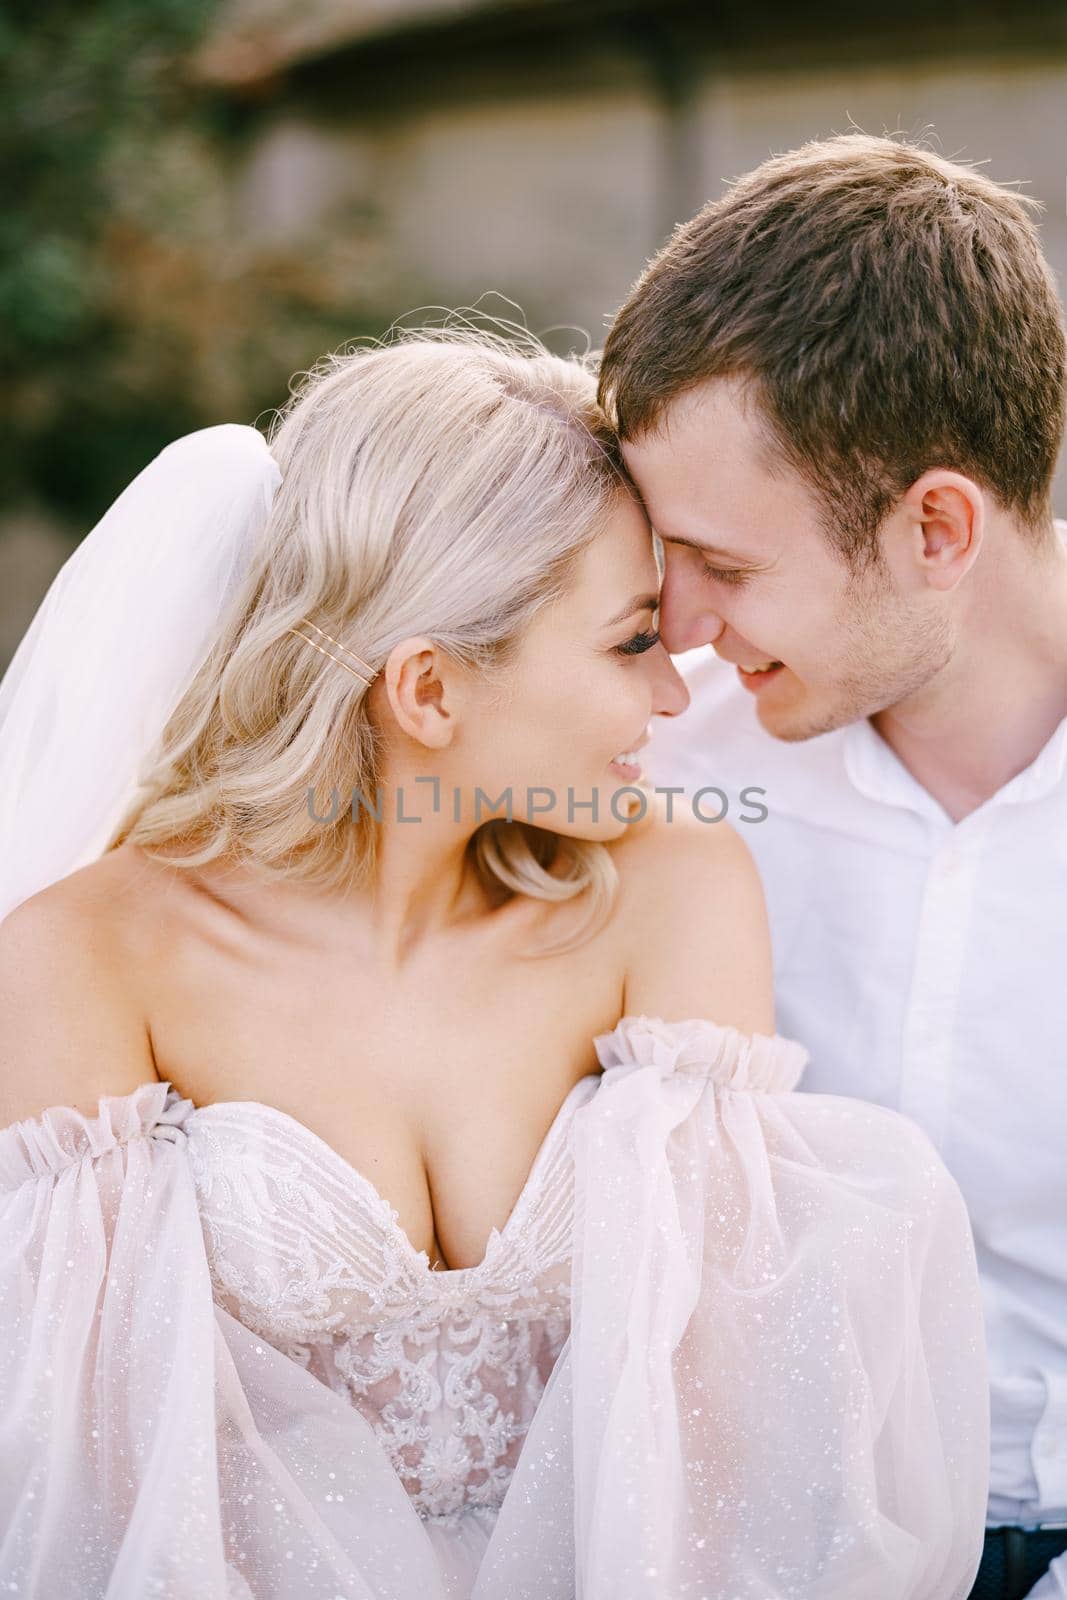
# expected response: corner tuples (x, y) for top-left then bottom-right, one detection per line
(898, 470), (984, 593)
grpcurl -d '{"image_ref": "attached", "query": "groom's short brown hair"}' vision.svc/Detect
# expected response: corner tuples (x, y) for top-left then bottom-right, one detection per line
(598, 133), (1066, 567)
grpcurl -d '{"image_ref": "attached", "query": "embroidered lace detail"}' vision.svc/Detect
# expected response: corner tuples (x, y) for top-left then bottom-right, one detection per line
(182, 1088), (588, 1522)
(328, 1303), (569, 1522)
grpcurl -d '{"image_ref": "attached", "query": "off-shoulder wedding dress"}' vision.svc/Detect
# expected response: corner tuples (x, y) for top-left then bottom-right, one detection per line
(0, 1012), (988, 1599)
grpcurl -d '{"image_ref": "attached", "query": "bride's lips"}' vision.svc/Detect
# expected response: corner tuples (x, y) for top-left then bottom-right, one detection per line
(609, 733), (651, 781)
(609, 757), (643, 780)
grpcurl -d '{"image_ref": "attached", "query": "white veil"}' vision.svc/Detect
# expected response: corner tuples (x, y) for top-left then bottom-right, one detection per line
(0, 424), (282, 923)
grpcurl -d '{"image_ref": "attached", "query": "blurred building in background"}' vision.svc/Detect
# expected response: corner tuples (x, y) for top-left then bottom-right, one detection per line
(4, 0), (1067, 661)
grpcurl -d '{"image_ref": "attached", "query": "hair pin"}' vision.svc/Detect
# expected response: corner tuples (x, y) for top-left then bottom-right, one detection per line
(287, 619), (377, 687)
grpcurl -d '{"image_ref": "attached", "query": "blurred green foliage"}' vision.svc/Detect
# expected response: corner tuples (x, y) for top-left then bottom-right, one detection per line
(1, 0), (223, 521)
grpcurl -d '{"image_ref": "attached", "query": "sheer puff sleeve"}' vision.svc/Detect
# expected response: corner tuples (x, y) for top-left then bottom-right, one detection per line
(0, 1082), (445, 1600)
(475, 1015), (989, 1600)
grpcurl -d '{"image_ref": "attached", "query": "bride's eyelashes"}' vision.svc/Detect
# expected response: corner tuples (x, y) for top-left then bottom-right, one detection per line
(614, 627), (661, 658)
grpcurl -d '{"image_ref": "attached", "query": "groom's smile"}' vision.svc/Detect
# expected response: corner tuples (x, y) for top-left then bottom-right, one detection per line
(735, 660), (786, 692)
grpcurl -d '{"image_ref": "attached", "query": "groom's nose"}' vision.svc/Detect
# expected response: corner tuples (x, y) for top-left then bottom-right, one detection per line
(658, 565), (726, 654)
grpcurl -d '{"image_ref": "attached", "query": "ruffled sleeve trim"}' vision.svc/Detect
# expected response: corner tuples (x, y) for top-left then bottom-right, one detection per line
(592, 1012), (809, 1092)
(0, 1080), (194, 1191)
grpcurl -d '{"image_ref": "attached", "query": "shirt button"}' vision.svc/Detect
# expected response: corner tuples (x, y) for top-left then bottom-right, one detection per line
(1039, 1436), (1060, 1458)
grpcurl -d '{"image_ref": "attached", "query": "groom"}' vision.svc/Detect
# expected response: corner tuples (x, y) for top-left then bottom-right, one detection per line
(600, 134), (1067, 1600)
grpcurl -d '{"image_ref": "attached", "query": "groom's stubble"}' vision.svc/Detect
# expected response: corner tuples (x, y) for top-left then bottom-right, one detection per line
(769, 561), (955, 743)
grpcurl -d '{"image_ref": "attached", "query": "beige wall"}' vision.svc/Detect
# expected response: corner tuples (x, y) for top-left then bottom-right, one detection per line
(229, 82), (668, 346)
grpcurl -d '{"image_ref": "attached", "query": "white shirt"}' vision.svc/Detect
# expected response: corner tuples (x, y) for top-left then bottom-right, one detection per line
(647, 647), (1067, 1578)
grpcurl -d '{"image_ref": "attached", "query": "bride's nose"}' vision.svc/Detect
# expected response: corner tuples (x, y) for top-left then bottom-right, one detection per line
(650, 646), (690, 718)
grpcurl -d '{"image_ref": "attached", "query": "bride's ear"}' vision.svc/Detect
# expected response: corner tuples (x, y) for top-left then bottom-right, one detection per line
(378, 637), (460, 750)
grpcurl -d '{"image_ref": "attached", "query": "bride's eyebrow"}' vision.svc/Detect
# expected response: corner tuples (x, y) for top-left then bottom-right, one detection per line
(603, 594), (660, 628)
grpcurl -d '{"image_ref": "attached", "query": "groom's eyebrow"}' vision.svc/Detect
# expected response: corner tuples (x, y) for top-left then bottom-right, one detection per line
(604, 594), (660, 627)
(655, 531), (755, 563)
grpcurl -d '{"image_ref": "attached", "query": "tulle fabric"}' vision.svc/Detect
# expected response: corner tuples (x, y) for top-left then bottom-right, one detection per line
(0, 1016), (988, 1598)
(473, 1017), (989, 1599)
(0, 1082), (447, 1598)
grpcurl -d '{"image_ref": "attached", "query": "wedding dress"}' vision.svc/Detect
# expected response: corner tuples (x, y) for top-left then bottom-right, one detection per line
(0, 425), (988, 1597)
(0, 1011), (989, 1600)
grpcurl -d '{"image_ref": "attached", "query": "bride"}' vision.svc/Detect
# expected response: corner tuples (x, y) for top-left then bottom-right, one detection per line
(0, 327), (988, 1599)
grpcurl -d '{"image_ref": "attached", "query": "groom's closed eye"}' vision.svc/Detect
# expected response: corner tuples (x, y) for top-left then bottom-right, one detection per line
(652, 528), (757, 587)
(699, 560), (750, 587)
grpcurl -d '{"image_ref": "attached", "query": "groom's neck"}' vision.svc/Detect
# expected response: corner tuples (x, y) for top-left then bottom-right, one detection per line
(868, 520), (1067, 824)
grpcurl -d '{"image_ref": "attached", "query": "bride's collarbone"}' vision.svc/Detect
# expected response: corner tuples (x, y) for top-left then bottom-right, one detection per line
(151, 983), (614, 1275)
(114, 845), (628, 1270)
(136, 866), (622, 1111)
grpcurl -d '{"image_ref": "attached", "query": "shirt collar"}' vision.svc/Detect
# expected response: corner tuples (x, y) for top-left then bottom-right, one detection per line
(844, 709), (1067, 816)
(995, 712), (1067, 806)
(843, 718), (948, 821)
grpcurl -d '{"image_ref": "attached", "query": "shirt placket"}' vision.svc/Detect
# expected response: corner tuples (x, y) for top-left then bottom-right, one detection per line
(898, 811), (995, 1151)
(1033, 1372), (1067, 1513)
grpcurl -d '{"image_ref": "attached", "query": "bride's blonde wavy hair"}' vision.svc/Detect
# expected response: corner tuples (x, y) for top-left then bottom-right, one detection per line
(107, 323), (633, 956)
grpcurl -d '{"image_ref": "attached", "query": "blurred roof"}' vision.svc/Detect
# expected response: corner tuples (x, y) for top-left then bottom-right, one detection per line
(194, 0), (542, 86)
(194, 0), (1067, 89)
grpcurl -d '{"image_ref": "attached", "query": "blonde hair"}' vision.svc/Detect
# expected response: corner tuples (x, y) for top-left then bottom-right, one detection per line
(108, 324), (631, 956)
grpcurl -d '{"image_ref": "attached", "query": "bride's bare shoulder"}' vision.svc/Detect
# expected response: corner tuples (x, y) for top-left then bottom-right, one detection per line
(606, 789), (775, 1034)
(0, 847), (162, 1129)
(607, 786), (760, 889)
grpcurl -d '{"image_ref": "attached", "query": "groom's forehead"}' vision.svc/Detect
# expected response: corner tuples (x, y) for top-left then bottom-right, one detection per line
(621, 439), (773, 549)
(623, 373), (793, 495)
(623, 419), (819, 554)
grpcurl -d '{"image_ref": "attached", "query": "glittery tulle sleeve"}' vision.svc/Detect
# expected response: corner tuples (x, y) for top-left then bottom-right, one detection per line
(0, 1083), (448, 1599)
(474, 1015), (989, 1600)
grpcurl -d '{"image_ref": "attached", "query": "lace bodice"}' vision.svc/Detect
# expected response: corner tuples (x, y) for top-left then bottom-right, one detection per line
(179, 1074), (599, 1524)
